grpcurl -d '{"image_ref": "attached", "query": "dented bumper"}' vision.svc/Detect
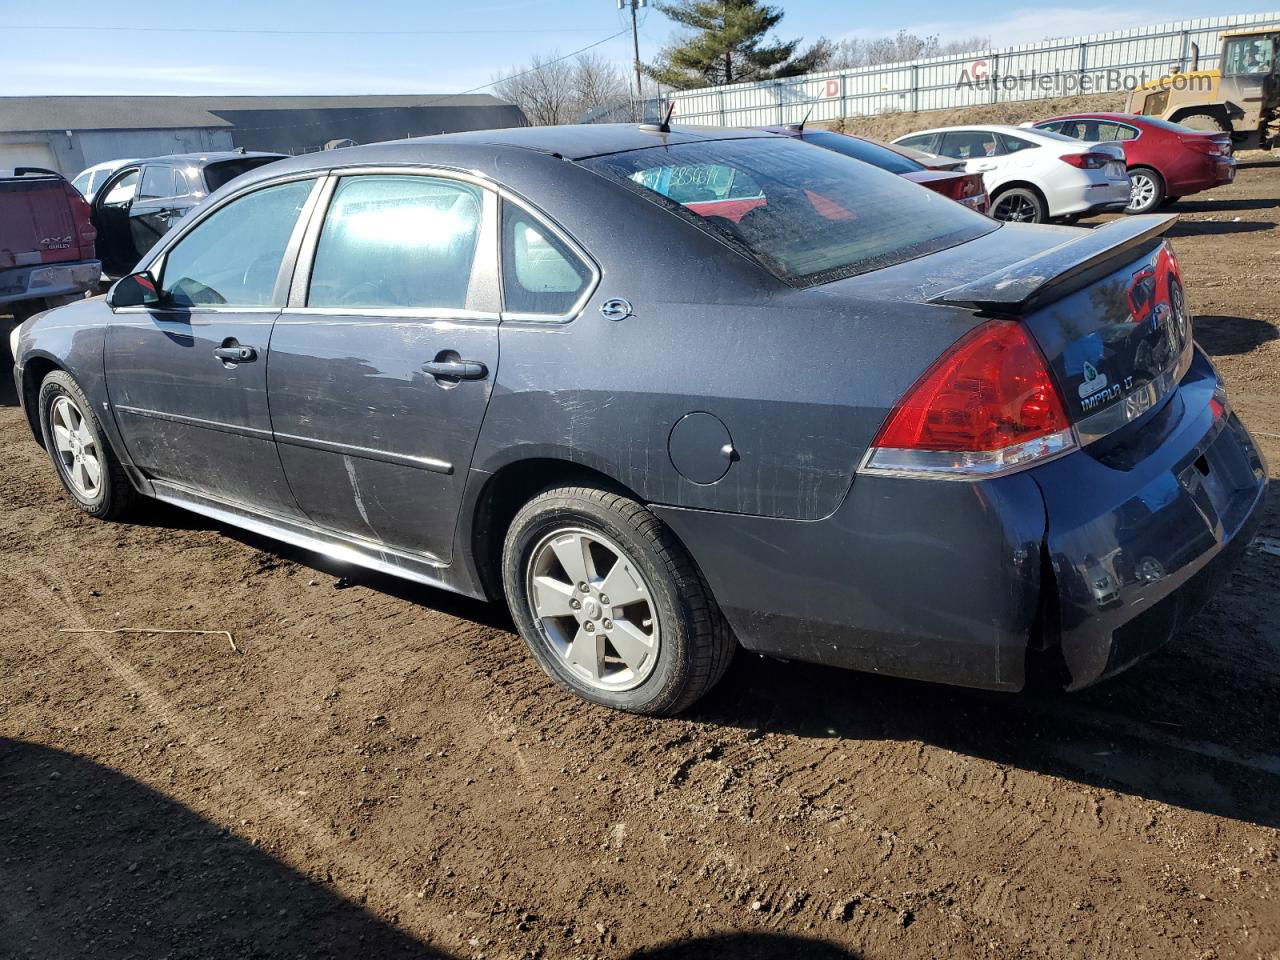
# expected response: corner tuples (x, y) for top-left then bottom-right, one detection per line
(1032, 349), (1267, 688)
(653, 352), (1265, 694)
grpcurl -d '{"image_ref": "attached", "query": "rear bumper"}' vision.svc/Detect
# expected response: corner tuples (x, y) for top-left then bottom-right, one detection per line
(1032, 350), (1267, 688)
(1049, 178), (1131, 217)
(653, 351), (1265, 693)
(0, 259), (101, 305)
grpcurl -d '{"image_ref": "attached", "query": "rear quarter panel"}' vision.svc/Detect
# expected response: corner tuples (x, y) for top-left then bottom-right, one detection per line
(472, 154), (990, 520)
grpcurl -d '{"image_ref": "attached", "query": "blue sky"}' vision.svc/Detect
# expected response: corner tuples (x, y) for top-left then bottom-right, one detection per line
(3, 0), (1276, 96)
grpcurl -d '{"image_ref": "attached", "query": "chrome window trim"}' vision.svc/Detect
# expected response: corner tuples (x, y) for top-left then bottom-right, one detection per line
(496, 188), (601, 325)
(274, 307), (501, 322)
(110, 306), (281, 317)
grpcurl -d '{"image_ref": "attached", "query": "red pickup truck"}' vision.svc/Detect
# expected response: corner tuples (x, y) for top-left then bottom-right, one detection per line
(2, 167), (101, 326)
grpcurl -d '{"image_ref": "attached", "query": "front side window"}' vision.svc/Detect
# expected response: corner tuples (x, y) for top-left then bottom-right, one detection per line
(159, 179), (313, 307)
(939, 130), (1002, 159)
(101, 170), (139, 207)
(71, 172), (91, 195)
(584, 136), (996, 286)
(1223, 37), (1276, 76)
(308, 175), (482, 311)
(501, 200), (592, 316)
(139, 164), (177, 200)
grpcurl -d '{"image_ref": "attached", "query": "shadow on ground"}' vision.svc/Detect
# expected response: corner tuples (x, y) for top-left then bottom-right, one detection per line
(1167, 195), (1279, 211)
(1194, 315), (1280, 356)
(1166, 219), (1275, 237)
(0, 740), (861, 959)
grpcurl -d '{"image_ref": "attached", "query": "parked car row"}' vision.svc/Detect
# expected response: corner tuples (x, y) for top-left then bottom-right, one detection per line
(889, 112), (1236, 222)
(9, 121), (1266, 717)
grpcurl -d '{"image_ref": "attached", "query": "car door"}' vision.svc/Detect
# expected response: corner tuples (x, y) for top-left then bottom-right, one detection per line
(266, 171), (500, 564)
(104, 176), (322, 517)
(129, 163), (186, 261)
(937, 130), (1008, 191)
(92, 165), (143, 276)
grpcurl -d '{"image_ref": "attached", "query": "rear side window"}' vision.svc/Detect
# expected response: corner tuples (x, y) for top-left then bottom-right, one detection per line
(895, 134), (937, 152)
(1000, 134), (1039, 153)
(501, 199), (592, 316)
(1097, 122), (1139, 141)
(1033, 121), (1064, 134)
(203, 157), (282, 193)
(802, 132), (921, 175)
(159, 179), (313, 307)
(584, 136), (996, 286)
(939, 130), (1002, 159)
(139, 165), (177, 199)
(308, 175), (482, 311)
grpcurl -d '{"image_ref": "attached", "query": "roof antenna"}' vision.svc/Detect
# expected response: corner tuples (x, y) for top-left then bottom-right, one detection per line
(641, 99), (676, 134)
(788, 107), (813, 133)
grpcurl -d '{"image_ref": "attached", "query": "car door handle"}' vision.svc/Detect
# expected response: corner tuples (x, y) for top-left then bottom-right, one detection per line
(213, 344), (257, 364)
(423, 359), (488, 381)
(972, 161), (998, 171)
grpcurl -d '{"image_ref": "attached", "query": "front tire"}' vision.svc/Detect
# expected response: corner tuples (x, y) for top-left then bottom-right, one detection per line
(1126, 167), (1165, 214)
(502, 486), (734, 715)
(38, 371), (135, 520)
(991, 187), (1046, 223)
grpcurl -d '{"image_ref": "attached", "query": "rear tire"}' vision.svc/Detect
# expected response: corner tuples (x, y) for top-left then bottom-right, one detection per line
(1175, 112), (1228, 134)
(1126, 167), (1165, 214)
(991, 187), (1046, 223)
(502, 486), (734, 715)
(37, 371), (135, 520)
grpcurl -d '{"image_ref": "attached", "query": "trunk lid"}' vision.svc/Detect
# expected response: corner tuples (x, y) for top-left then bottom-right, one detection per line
(927, 214), (1190, 443)
(0, 168), (96, 270)
(831, 215), (1190, 446)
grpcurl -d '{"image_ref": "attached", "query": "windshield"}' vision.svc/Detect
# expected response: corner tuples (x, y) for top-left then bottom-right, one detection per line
(800, 132), (923, 175)
(583, 137), (997, 286)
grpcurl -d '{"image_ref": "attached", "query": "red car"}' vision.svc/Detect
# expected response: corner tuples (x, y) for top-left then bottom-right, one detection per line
(1029, 113), (1235, 214)
(763, 126), (990, 214)
(1, 167), (100, 327)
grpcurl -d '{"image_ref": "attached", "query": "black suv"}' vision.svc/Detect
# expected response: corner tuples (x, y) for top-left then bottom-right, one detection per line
(92, 151), (284, 277)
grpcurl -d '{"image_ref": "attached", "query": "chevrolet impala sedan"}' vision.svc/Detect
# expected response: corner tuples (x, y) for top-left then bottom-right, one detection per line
(10, 125), (1267, 715)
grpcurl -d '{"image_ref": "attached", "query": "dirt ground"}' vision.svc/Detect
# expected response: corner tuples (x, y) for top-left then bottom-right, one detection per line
(3, 158), (1280, 960)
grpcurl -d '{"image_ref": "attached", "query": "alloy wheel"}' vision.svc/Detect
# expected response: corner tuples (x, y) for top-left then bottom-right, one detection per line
(49, 395), (102, 499)
(1128, 173), (1157, 212)
(526, 527), (659, 692)
(993, 194), (1037, 222)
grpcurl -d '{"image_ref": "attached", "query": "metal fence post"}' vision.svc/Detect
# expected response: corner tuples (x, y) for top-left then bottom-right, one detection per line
(990, 52), (1000, 104)
(840, 73), (848, 121)
(718, 88), (726, 126)
(776, 82), (785, 125)
(1078, 41), (1088, 93)
(1179, 29), (1191, 71)
(911, 64), (919, 113)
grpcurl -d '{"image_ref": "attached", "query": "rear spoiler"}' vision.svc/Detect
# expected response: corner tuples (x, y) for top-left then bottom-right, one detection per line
(929, 214), (1177, 313)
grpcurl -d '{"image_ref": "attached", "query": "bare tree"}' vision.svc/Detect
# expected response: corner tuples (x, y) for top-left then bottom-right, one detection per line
(492, 52), (578, 126)
(493, 52), (636, 125)
(825, 30), (990, 70)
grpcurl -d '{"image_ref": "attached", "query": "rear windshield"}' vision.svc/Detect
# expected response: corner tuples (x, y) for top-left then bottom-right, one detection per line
(800, 132), (923, 175)
(583, 137), (997, 286)
(203, 157), (282, 193)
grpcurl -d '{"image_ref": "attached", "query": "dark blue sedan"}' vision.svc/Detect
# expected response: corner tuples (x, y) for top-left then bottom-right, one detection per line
(11, 124), (1266, 714)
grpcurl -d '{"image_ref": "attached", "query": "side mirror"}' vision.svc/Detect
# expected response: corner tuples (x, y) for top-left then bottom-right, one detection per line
(107, 271), (160, 308)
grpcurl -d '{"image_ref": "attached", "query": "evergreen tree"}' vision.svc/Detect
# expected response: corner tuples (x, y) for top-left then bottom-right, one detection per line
(645, 0), (830, 89)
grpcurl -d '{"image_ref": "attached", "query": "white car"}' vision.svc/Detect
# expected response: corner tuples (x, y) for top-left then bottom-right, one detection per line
(891, 125), (1130, 223)
(69, 158), (139, 203)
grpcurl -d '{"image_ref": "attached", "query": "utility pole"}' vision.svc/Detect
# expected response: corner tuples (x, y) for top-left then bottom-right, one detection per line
(618, 0), (646, 101)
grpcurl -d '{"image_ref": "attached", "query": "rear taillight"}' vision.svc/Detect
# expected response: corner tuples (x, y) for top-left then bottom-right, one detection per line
(1060, 152), (1113, 170)
(860, 321), (1076, 480)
